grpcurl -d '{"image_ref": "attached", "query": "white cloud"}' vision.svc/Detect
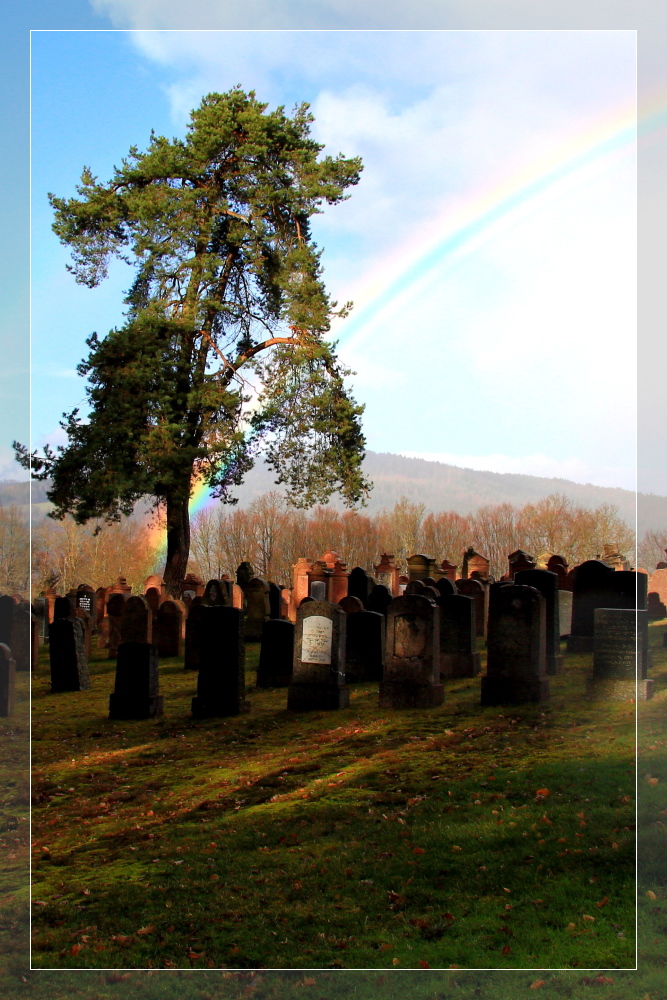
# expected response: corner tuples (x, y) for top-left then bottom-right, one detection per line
(0, 445), (29, 482)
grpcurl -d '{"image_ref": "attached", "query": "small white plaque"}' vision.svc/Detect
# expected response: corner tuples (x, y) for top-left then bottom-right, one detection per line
(301, 615), (333, 665)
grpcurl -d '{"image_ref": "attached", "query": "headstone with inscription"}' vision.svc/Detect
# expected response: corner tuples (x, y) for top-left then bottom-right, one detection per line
(109, 642), (163, 718)
(380, 594), (444, 709)
(256, 619), (295, 687)
(0, 644), (15, 716)
(437, 593), (480, 678)
(587, 608), (652, 701)
(481, 584), (549, 705)
(287, 601), (349, 710)
(647, 592), (667, 620)
(192, 606), (249, 717)
(558, 590), (573, 637)
(462, 548), (490, 582)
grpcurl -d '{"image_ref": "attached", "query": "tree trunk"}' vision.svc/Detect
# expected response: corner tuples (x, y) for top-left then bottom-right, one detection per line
(163, 493), (191, 598)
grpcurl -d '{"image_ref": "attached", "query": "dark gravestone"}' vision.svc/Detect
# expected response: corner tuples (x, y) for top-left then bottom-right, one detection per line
(648, 592), (667, 619)
(71, 607), (92, 661)
(481, 584), (549, 705)
(236, 562), (254, 590)
(367, 584), (392, 618)
(0, 644), (16, 716)
(437, 593), (480, 678)
(407, 555), (436, 583)
(75, 585), (96, 629)
(288, 601), (349, 711)
(456, 578), (487, 637)
(339, 595), (364, 615)
(345, 610), (384, 683)
(604, 571), (647, 611)
(184, 600), (205, 671)
(268, 582), (282, 620)
(245, 578), (271, 641)
(203, 579), (228, 607)
(10, 601), (31, 672)
(380, 594), (444, 709)
(121, 595), (153, 645)
(109, 642), (163, 719)
(587, 609), (653, 701)
(0, 595), (16, 647)
(144, 586), (161, 635)
(347, 567), (374, 608)
(515, 569), (563, 675)
(567, 560), (616, 652)
(404, 580), (425, 596)
(31, 614), (39, 672)
(508, 550), (536, 579)
(106, 593), (127, 657)
(156, 600), (184, 658)
(299, 595), (315, 606)
(256, 619), (295, 687)
(192, 606), (249, 717)
(48, 615), (90, 692)
(435, 577), (457, 598)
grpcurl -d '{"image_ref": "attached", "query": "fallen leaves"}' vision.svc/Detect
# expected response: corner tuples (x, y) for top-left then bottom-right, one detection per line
(530, 979), (545, 989)
(646, 890), (657, 900)
(596, 896), (609, 908)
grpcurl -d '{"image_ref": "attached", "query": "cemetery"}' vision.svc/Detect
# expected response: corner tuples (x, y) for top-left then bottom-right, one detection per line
(23, 545), (663, 971)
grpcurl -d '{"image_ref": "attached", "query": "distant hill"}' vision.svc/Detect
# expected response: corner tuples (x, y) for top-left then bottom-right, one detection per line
(5, 453), (666, 536)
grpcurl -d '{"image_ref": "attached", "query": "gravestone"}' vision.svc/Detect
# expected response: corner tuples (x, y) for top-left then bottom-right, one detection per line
(144, 586), (162, 632)
(435, 577), (457, 598)
(156, 600), (185, 658)
(604, 571), (647, 611)
(48, 611), (90, 693)
(231, 583), (244, 610)
(0, 644), (15, 716)
(287, 601), (349, 710)
(407, 555), (436, 583)
(404, 580), (425, 596)
(456, 578), (487, 637)
(180, 572), (205, 606)
(184, 600), (205, 670)
(236, 562), (254, 591)
(281, 588), (291, 620)
(437, 593), (480, 678)
(345, 609), (384, 683)
(374, 554), (400, 595)
(290, 558), (313, 621)
(192, 606), (249, 717)
(71, 607), (92, 661)
(587, 608), (653, 701)
(10, 601), (31, 671)
(310, 580), (327, 601)
(245, 578), (271, 640)
(74, 585), (96, 628)
(329, 560), (349, 605)
(380, 594), (444, 708)
(348, 567), (374, 607)
(439, 559), (458, 582)
(109, 642), (163, 718)
(268, 582), (282, 619)
(0, 595), (16, 647)
(256, 619), (294, 687)
(32, 597), (48, 646)
(648, 566), (667, 610)
(339, 595), (364, 614)
(508, 550), (536, 579)
(106, 593), (128, 657)
(515, 568), (563, 675)
(203, 579), (228, 607)
(647, 592), (667, 619)
(121, 595), (153, 645)
(462, 548), (490, 581)
(558, 590), (573, 637)
(567, 560), (616, 652)
(367, 584), (392, 618)
(481, 584), (548, 705)
(547, 555), (571, 590)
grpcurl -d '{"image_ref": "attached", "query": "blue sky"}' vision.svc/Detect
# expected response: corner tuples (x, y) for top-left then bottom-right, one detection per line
(1, 2), (665, 498)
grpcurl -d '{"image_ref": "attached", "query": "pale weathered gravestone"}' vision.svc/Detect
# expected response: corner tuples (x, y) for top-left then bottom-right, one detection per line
(203, 579), (228, 607)
(515, 568), (563, 675)
(156, 600), (185, 658)
(348, 567), (374, 608)
(559, 590), (573, 636)
(309, 580), (327, 602)
(121, 595), (153, 645)
(380, 594), (444, 709)
(105, 593), (127, 657)
(256, 619), (294, 687)
(192, 606), (249, 717)
(0, 644), (16, 716)
(437, 593), (480, 679)
(184, 599), (205, 671)
(456, 578), (487, 637)
(567, 560), (616, 652)
(109, 642), (163, 719)
(367, 584), (392, 618)
(32, 597), (48, 646)
(481, 584), (549, 705)
(245, 578), (271, 640)
(587, 608), (653, 701)
(345, 609), (385, 683)
(48, 600), (90, 693)
(287, 601), (349, 711)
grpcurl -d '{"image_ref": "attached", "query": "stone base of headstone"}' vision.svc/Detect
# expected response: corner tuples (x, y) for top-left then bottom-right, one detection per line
(191, 694), (251, 718)
(480, 676), (550, 705)
(548, 654), (565, 675)
(586, 677), (654, 701)
(287, 682), (350, 711)
(441, 651), (481, 679)
(109, 692), (164, 719)
(566, 634), (594, 653)
(378, 680), (444, 709)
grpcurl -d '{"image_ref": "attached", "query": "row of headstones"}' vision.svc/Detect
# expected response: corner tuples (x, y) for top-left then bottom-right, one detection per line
(0, 594), (32, 671)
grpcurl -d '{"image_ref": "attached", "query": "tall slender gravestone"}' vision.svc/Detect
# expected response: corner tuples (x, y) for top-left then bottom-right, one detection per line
(437, 593), (480, 678)
(156, 600), (185, 658)
(348, 567), (375, 608)
(245, 578), (271, 640)
(559, 591), (573, 636)
(236, 561), (254, 591)
(288, 601), (349, 710)
(0, 643), (16, 716)
(268, 582), (282, 619)
(48, 598), (90, 692)
(380, 594), (443, 708)
(368, 584), (392, 619)
(184, 599), (205, 670)
(481, 584), (549, 705)
(71, 607), (92, 661)
(256, 619), (294, 687)
(345, 610), (385, 683)
(10, 601), (31, 671)
(0, 595), (16, 648)
(567, 560), (616, 652)
(456, 578), (487, 637)
(121, 595), (153, 645)
(374, 554), (400, 596)
(75, 585), (96, 629)
(109, 642), (163, 718)
(32, 597), (47, 647)
(515, 568), (563, 675)
(587, 608), (653, 701)
(192, 606), (249, 717)
(105, 593), (127, 657)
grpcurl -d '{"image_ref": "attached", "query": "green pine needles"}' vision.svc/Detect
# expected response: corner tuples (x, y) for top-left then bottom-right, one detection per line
(17, 88), (370, 593)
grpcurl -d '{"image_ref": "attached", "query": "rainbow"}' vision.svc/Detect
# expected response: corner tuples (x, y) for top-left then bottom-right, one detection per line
(144, 90), (659, 569)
